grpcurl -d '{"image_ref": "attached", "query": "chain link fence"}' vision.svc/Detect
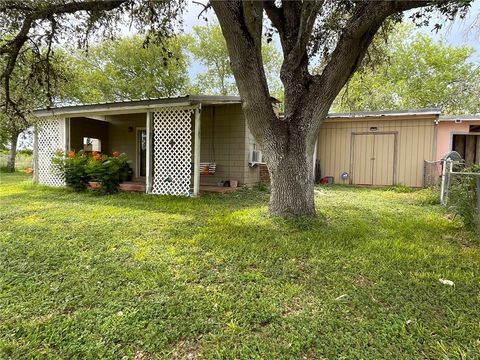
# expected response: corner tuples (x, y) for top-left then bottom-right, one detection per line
(440, 159), (480, 233)
(0, 151), (33, 171)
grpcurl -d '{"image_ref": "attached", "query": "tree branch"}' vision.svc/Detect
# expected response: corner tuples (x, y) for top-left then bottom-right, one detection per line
(210, 0), (281, 147)
(285, 0), (324, 70)
(310, 1), (443, 121)
(0, 0), (128, 112)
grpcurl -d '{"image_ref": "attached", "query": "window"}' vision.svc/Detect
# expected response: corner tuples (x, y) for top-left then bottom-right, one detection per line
(83, 137), (101, 152)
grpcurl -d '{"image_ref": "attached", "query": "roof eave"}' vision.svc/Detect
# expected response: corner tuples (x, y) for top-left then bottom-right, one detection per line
(31, 95), (244, 118)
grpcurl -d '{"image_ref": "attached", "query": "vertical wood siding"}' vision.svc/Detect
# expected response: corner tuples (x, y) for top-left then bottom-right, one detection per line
(317, 115), (436, 187)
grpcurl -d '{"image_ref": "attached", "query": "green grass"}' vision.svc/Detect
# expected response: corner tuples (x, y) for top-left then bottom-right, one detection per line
(0, 172), (479, 359)
(0, 153), (32, 170)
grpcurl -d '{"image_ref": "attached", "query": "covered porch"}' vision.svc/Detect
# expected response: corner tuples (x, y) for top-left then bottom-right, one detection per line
(33, 96), (256, 196)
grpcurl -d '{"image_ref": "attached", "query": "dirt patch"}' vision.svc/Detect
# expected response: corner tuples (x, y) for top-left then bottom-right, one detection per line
(170, 340), (202, 360)
(353, 275), (373, 287)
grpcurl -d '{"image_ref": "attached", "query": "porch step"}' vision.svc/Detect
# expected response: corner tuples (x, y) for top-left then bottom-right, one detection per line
(120, 182), (146, 192)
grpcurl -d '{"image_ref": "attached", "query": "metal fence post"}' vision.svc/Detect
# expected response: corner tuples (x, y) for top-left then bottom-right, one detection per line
(477, 177), (480, 214)
(440, 160), (447, 204)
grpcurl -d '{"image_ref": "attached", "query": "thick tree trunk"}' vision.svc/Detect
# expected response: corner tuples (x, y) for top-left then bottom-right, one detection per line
(5, 132), (18, 172)
(211, 0), (417, 218)
(267, 139), (316, 217)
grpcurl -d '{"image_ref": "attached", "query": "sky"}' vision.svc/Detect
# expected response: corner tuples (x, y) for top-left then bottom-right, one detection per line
(421, 1), (480, 53)
(182, 0), (480, 68)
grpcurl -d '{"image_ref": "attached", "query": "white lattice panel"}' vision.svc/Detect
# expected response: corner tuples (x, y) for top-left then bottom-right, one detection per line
(36, 116), (66, 187)
(152, 107), (194, 196)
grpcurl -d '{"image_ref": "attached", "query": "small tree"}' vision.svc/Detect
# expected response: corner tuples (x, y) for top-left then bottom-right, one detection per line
(188, 22), (283, 100)
(0, 49), (69, 171)
(67, 35), (191, 103)
(335, 25), (480, 114)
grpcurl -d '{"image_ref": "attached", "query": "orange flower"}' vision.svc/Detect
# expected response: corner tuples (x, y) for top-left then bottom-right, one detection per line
(68, 151), (76, 159)
(92, 152), (102, 161)
(112, 151), (120, 157)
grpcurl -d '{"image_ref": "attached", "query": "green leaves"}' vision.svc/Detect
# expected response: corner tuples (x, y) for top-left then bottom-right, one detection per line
(65, 35), (191, 104)
(334, 25), (480, 114)
(52, 151), (131, 194)
(188, 22), (283, 99)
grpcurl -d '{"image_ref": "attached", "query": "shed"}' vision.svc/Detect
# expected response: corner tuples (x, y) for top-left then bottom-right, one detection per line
(316, 108), (441, 187)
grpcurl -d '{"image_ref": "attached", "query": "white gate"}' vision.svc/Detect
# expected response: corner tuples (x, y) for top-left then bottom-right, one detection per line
(151, 107), (195, 196)
(35, 116), (66, 186)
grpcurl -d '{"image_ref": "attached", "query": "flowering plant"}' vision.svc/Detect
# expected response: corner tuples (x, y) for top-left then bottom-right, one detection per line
(52, 150), (90, 191)
(52, 150), (131, 194)
(85, 152), (130, 194)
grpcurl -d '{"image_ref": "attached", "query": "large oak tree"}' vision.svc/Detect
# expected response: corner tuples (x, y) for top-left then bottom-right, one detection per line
(0, 0), (473, 216)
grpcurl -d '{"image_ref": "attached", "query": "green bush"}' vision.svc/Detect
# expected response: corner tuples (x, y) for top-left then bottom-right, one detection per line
(52, 150), (131, 194)
(85, 151), (130, 194)
(52, 150), (90, 191)
(18, 149), (33, 156)
(386, 184), (414, 193)
(448, 164), (480, 233)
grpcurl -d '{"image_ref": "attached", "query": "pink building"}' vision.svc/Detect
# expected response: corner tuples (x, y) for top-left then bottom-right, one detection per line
(437, 115), (480, 165)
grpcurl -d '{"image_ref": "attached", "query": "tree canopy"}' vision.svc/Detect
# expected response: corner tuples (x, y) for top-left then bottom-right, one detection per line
(188, 22), (283, 100)
(67, 35), (191, 104)
(334, 25), (480, 114)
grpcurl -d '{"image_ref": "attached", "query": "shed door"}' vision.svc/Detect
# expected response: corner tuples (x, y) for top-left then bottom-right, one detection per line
(352, 134), (395, 186)
(372, 134), (395, 186)
(352, 134), (375, 185)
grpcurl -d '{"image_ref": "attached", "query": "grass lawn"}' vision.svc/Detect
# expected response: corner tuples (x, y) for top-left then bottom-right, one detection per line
(0, 153), (32, 171)
(0, 172), (479, 359)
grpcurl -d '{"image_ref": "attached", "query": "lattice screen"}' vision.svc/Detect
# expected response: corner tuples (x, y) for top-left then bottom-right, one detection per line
(36, 116), (66, 187)
(152, 107), (194, 196)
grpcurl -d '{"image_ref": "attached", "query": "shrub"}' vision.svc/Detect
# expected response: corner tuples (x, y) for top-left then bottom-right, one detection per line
(448, 164), (480, 233)
(85, 151), (130, 194)
(52, 150), (131, 194)
(52, 150), (90, 191)
(18, 149), (33, 155)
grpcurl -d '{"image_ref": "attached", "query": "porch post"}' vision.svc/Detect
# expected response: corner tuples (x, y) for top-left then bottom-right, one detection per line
(33, 123), (39, 183)
(64, 118), (70, 151)
(193, 105), (201, 197)
(312, 139), (318, 179)
(146, 111), (153, 193)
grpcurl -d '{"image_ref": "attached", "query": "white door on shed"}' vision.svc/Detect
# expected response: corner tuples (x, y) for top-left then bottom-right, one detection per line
(352, 133), (395, 186)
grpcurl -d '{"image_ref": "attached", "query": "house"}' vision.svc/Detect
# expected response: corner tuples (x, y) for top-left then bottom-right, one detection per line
(32, 96), (279, 195)
(32, 96), (478, 194)
(317, 108), (441, 187)
(436, 115), (480, 166)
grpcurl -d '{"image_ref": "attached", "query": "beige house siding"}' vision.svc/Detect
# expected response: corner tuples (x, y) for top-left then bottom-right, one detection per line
(68, 105), (257, 185)
(107, 113), (146, 178)
(317, 115), (437, 187)
(198, 104), (258, 186)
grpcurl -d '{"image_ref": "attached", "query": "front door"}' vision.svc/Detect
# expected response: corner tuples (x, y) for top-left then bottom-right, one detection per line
(352, 133), (396, 186)
(137, 129), (147, 178)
